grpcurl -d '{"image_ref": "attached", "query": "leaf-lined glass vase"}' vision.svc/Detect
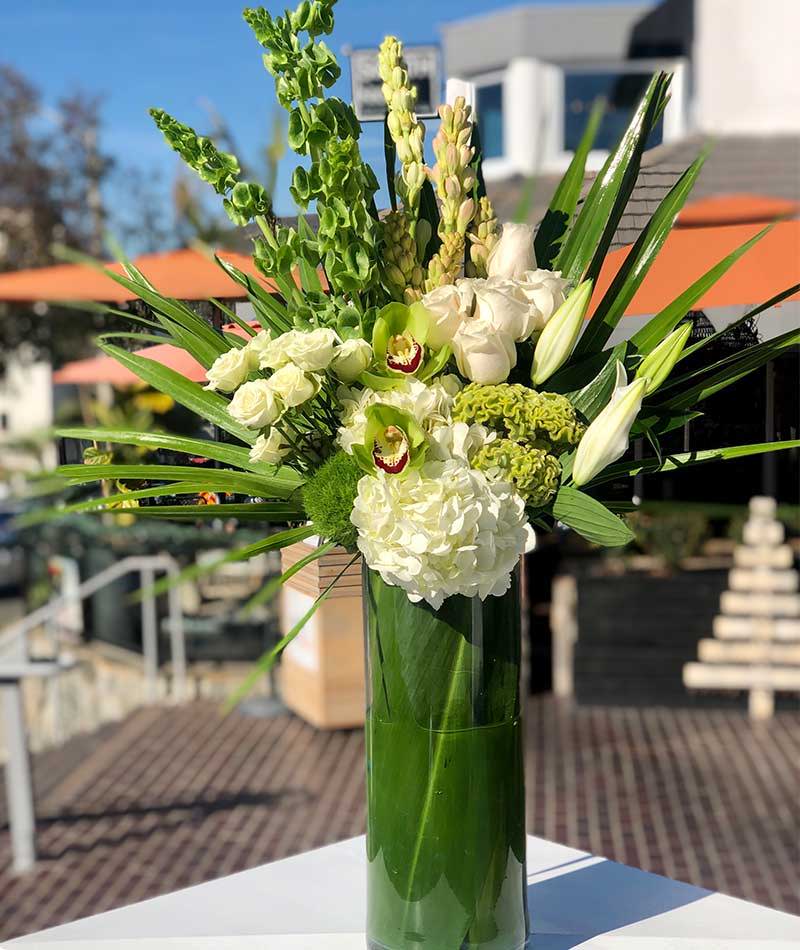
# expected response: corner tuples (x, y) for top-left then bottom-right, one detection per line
(364, 565), (529, 950)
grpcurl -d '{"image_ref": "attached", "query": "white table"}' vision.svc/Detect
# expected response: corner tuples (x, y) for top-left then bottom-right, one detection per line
(8, 835), (800, 949)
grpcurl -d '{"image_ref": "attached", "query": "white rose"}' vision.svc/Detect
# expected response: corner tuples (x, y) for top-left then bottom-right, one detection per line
(330, 338), (372, 382)
(249, 428), (291, 465)
(452, 317), (517, 384)
(204, 346), (255, 392)
(517, 269), (569, 336)
(463, 277), (531, 341)
(266, 364), (320, 407)
(228, 379), (282, 428)
(486, 222), (537, 280)
(420, 284), (468, 349)
(283, 327), (339, 371)
(247, 330), (291, 370)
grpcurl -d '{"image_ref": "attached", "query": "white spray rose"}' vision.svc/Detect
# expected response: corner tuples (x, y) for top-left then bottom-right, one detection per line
(249, 428), (291, 465)
(351, 458), (535, 609)
(420, 284), (468, 349)
(330, 338), (372, 382)
(282, 327), (339, 371)
(461, 277), (530, 341)
(452, 317), (517, 384)
(247, 330), (291, 370)
(204, 346), (256, 392)
(266, 364), (320, 407)
(517, 269), (569, 335)
(486, 222), (536, 280)
(228, 379), (282, 428)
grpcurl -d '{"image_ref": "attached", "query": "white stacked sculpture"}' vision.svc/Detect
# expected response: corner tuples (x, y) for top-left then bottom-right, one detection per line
(683, 496), (800, 719)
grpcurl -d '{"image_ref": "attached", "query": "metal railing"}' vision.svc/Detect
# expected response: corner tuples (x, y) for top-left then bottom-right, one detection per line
(0, 555), (187, 874)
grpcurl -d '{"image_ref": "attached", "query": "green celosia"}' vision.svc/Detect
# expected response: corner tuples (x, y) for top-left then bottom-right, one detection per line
(453, 383), (584, 452)
(302, 450), (362, 550)
(473, 439), (561, 507)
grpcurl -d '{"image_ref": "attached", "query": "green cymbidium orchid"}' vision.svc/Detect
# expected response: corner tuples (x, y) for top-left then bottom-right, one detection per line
(351, 405), (427, 476)
(366, 302), (452, 388)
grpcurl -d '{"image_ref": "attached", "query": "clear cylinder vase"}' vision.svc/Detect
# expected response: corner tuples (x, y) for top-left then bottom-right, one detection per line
(363, 564), (529, 950)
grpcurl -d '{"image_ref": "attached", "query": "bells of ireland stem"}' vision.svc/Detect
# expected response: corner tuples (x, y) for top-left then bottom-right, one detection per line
(531, 279), (593, 386)
(572, 362), (647, 487)
(635, 322), (692, 395)
(350, 405), (427, 476)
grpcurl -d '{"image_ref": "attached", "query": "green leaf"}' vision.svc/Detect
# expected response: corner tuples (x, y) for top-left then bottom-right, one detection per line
(657, 328), (800, 410)
(239, 539), (336, 616)
(214, 255), (292, 333)
(556, 72), (671, 284)
(224, 550), (359, 711)
(590, 439), (800, 486)
(209, 297), (258, 337)
(552, 485), (635, 546)
(384, 116), (397, 212)
(124, 502), (306, 520)
(56, 427), (281, 476)
(575, 152), (707, 357)
(97, 342), (257, 445)
(567, 341), (628, 421)
(534, 97), (604, 269)
(630, 224), (774, 354)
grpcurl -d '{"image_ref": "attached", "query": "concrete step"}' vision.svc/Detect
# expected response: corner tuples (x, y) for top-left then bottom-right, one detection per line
(728, 567), (799, 592)
(697, 639), (800, 664)
(714, 616), (800, 640)
(684, 662), (800, 691)
(734, 545), (794, 569)
(720, 590), (800, 617)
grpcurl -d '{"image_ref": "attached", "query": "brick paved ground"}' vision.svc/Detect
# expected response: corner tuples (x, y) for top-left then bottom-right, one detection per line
(1, 697), (798, 940)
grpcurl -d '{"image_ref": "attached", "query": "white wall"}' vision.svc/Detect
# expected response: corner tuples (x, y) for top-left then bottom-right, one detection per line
(694, 0), (800, 134)
(0, 355), (55, 475)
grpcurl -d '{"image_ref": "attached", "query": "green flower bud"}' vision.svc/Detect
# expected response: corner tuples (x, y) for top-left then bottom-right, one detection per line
(635, 322), (692, 395)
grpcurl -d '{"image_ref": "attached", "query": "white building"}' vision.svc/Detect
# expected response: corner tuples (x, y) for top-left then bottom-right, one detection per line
(0, 352), (55, 489)
(442, 0), (800, 182)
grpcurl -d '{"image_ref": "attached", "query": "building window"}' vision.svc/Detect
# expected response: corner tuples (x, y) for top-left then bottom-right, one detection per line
(476, 83), (503, 159)
(563, 72), (663, 153)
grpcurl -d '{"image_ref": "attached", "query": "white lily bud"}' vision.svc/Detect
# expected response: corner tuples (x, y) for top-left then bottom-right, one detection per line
(635, 322), (692, 395)
(572, 364), (647, 486)
(531, 279), (593, 385)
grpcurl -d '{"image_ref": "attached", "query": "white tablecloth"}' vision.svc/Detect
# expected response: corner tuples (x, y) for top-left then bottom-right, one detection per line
(8, 835), (800, 949)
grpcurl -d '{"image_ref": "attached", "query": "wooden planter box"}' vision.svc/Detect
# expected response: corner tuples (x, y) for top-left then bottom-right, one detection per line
(279, 541), (364, 729)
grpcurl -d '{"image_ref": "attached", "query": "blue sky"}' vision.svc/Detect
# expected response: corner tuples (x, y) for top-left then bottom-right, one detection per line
(0, 0), (637, 233)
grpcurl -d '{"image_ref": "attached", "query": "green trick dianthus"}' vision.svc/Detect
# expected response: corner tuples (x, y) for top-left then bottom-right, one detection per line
(302, 451), (363, 550)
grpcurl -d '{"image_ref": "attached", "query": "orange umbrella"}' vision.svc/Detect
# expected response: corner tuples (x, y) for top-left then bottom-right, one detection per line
(592, 220), (800, 318)
(0, 248), (271, 303)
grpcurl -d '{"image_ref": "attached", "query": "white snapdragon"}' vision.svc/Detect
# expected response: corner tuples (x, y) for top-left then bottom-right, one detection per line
(249, 428), (291, 465)
(266, 364), (321, 408)
(228, 379), (282, 428)
(204, 346), (256, 392)
(330, 338), (373, 382)
(351, 458), (535, 609)
(336, 376), (461, 454)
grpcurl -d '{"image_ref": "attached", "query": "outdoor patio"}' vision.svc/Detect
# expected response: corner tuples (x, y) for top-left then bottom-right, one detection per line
(1, 696), (797, 941)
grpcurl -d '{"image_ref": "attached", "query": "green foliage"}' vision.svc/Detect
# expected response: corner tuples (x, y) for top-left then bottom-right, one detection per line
(552, 486), (635, 546)
(629, 509), (710, 567)
(302, 450), (362, 549)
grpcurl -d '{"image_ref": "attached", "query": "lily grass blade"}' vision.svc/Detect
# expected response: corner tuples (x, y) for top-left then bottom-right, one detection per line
(209, 297), (258, 337)
(98, 342), (257, 444)
(125, 502), (306, 520)
(139, 524), (318, 603)
(214, 254), (292, 334)
(590, 439), (800, 486)
(575, 152), (707, 358)
(630, 225), (775, 354)
(534, 97), (604, 269)
(679, 283), (800, 362)
(556, 72), (671, 286)
(225, 550), (358, 711)
(239, 539), (337, 616)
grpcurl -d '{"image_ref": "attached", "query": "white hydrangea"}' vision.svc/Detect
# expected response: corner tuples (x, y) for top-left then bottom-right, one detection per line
(336, 376), (461, 454)
(351, 458), (535, 609)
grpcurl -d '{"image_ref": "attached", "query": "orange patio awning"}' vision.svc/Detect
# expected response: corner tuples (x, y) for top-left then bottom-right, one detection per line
(592, 219), (800, 318)
(0, 248), (272, 303)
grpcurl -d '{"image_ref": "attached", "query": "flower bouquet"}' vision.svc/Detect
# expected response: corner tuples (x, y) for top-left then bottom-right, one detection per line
(49, 2), (799, 947)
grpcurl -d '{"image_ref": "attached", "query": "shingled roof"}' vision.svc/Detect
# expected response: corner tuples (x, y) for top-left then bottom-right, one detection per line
(487, 134), (800, 251)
